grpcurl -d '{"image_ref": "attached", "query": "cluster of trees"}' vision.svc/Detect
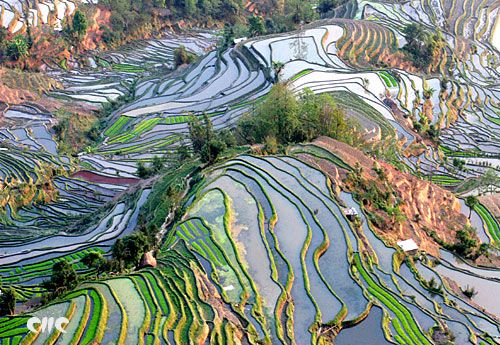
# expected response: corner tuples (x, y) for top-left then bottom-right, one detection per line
(316, 0), (349, 17)
(220, 0), (317, 47)
(220, 0), (349, 48)
(413, 119), (440, 142)
(454, 225), (489, 259)
(429, 224), (488, 260)
(38, 228), (155, 302)
(401, 23), (440, 69)
(62, 10), (88, 51)
(237, 83), (359, 151)
(99, 0), (243, 46)
(0, 9), (87, 67)
(347, 163), (406, 229)
(41, 261), (79, 298)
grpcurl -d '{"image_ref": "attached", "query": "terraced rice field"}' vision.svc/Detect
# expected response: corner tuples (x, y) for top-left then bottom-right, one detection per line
(0, 0), (96, 33)
(0, 0), (499, 344)
(3, 151), (499, 344)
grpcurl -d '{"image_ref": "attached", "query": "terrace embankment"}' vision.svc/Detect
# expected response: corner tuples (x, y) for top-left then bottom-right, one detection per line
(306, 136), (472, 257)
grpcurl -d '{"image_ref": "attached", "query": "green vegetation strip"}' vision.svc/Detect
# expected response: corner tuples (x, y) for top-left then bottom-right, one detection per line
(378, 71), (397, 87)
(354, 253), (431, 345)
(105, 116), (133, 137)
(112, 63), (145, 73)
(439, 145), (485, 158)
(431, 175), (460, 186)
(108, 118), (162, 144)
(474, 203), (500, 242)
(290, 69), (313, 81)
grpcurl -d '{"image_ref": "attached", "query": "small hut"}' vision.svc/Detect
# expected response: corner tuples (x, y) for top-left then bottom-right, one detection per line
(397, 239), (418, 254)
(344, 207), (358, 221)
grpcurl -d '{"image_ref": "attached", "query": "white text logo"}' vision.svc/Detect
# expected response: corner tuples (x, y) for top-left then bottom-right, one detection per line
(27, 317), (69, 333)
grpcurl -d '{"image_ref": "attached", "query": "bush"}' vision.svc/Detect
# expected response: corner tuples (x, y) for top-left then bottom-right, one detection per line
(200, 138), (226, 163)
(5, 35), (29, 61)
(461, 285), (477, 298)
(173, 45), (196, 67)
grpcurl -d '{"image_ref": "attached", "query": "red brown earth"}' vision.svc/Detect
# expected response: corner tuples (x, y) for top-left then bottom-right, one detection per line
(302, 136), (478, 258)
(71, 171), (140, 185)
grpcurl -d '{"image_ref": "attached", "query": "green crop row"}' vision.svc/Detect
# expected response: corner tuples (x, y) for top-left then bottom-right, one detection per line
(0, 249), (104, 284)
(474, 203), (500, 242)
(290, 69), (313, 81)
(105, 116), (133, 137)
(354, 254), (431, 345)
(431, 175), (461, 186)
(291, 143), (352, 171)
(164, 116), (191, 125)
(142, 271), (170, 315)
(112, 63), (145, 73)
(378, 71), (397, 87)
(439, 145), (484, 158)
(0, 318), (29, 338)
(80, 289), (105, 344)
(108, 118), (162, 144)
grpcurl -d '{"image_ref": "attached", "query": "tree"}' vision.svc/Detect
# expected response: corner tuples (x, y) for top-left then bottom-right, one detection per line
(6, 35), (29, 62)
(401, 23), (436, 68)
(0, 287), (16, 316)
(317, 0), (343, 15)
(284, 0), (316, 24)
(43, 261), (78, 295)
(272, 61), (284, 82)
(112, 232), (149, 270)
(478, 169), (499, 195)
(248, 15), (266, 37)
(188, 114), (214, 154)
(151, 156), (165, 174)
(465, 195), (478, 219)
(403, 23), (426, 43)
(72, 10), (88, 39)
(62, 10), (88, 50)
(137, 161), (150, 178)
(200, 138), (226, 163)
(461, 285), (477, 298)
(298, 90), (347, 141)
(184, 0), (197, 16)
(173, 45), (195, 67)
(454, 225), (478, 258)
(253, 82), (300, 144)
(452, 158), (465, 171)
(176, 144), (191, 161)
(221, 23), (236, 49)
(237, 83), (356, 147)
(264, 134), (278, 154)
(81, 251), (106, 272)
